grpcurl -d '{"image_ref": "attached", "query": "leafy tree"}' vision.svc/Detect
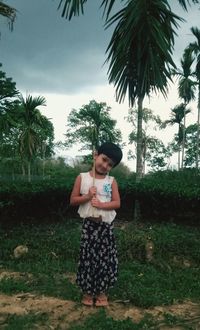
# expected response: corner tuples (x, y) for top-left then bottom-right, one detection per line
(126, 107), (167, 173)
(0, 1), (16, 30)
(18, 94), (47, 182)
(184, 123), (200, 167)
(0, 63), (19, 136)
(64, 99), (122, 153)
(187, 27), (200, 168)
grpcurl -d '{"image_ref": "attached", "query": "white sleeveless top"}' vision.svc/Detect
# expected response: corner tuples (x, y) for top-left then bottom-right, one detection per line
(78, 172), (116, 224)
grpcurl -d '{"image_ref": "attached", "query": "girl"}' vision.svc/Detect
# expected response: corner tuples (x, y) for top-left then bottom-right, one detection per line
(70, 142), (122, 307)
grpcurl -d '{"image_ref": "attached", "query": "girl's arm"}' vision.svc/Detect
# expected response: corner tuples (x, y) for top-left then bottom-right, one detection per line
(91, 178), (120, 210)
(70, 175), (96, 206)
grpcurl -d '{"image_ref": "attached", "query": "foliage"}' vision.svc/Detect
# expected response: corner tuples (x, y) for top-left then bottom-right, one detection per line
(65, 99), (122, 151)
(2, 168), (200, 224)
(0, 1), (17, 30)
(187, 26), (200, 168)
(137, 168), (200, 199)
(184, 124), (200, 166)
(0, 63), (18, 102)
(0, 91), (55, 182)
(126, 107), (170, 171)
(0, 64), (19, 138)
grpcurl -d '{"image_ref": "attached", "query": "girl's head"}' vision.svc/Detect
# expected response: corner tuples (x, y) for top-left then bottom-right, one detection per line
(94, 142), (123, 175)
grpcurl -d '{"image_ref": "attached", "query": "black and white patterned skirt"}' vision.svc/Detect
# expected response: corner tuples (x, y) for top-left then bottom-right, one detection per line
(76, 218), (118, 296)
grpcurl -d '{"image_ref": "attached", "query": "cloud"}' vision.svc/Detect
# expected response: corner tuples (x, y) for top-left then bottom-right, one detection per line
(1, 0), (199, 95)
(1, 0), (111, 93)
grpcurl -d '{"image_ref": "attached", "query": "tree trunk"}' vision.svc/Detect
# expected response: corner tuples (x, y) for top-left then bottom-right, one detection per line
(27, 161), (31, 182)
(181, 106), (186, 169)
(136, 97), (143, 182)
(196, 85), (200, 168)
(178, 148), (180, 171)
(134, 97), (143, 223)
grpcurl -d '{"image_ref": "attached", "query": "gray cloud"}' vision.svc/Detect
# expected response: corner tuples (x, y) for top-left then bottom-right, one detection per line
(1, 0), (112, 93)
(1, 0), (199, 95)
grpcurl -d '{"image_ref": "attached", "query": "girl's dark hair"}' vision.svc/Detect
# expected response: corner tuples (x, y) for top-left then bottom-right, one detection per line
(97, 142), (123, 167)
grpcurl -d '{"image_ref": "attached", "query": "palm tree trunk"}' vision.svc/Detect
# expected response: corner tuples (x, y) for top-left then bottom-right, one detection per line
(178, 148), (180, 170)
(21, 162), (25, 176)
(27, 161), (31, 182)
(136, 97), (143, 182)
(134, 96), (143, 223)
(181, 107), (186, 169)
(196, 86), (200, 168)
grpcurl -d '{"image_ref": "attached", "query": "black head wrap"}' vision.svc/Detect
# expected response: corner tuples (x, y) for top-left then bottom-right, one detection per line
(97, 142), (123, 167)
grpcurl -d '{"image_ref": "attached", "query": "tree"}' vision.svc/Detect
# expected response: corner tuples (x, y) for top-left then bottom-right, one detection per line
(18, 94), (47, 182)
(184, 124), (200, 167)
(162, 103), (191, 169)
(0, 64), (19, 134)
(187, 27), (200, 168)
(126, 107), (167, 173)
(57, 0), (199, 175)
(172, 48), (196, 168)
(0, 1), (16, 30)
(57, 0), (199, 221)
(65, 100), (122, 153)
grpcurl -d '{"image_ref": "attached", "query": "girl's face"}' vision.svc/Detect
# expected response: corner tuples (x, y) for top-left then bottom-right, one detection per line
(94, 153), (114, 175)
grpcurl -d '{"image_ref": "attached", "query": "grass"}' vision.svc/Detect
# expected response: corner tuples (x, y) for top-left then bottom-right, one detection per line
(3, 312), (49, 330)
(0, 219), (200, 329)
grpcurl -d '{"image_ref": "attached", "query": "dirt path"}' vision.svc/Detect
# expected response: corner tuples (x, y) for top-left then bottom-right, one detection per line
(0, 293), (200, 329)
(0, 271), (200, 329)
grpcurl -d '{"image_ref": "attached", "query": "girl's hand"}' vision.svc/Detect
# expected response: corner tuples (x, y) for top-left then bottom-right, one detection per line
(88, 186), (97, 200)
(91, 196), (102, 208)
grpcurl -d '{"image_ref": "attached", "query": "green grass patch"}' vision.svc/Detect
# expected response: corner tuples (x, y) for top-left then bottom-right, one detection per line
(3, 312), (49, 330)
(0, 220), (200, 308)
(69, 309), (156, 330)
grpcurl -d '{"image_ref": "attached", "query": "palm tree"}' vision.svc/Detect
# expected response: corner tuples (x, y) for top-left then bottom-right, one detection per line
(0, 1), (16, 30)
(162, 103), (191, 169)
(172, 48), (196, 167)
(57, 0), (199, 221)
(188, 27), (200, 168)
(18, 94), (46, 182)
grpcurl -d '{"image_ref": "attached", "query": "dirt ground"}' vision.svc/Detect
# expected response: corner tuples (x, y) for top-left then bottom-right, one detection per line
(0, 271), (200, 329)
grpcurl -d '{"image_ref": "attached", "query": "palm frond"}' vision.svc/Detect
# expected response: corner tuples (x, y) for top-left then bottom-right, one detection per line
(100, 0), (120, 21)
(0, 1), (17, 30)
(105, 0), (183, 106)
(57, 0), (87, 20)
(177, 0), (200, 11)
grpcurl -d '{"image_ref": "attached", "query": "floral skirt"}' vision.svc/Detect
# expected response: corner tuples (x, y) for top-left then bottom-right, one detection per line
(76, 218), (118, 296)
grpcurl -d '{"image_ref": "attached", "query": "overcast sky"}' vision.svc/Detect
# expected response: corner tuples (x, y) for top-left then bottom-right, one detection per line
(0, 0), (200, 169)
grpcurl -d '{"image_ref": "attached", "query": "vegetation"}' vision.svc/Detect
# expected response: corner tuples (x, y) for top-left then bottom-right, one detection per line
(64, 99), (122, 152)
(0, 220), (199, 328)
(0, 1), (16, 31)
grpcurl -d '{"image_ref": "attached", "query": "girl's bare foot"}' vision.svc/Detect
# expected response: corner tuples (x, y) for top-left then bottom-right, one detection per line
(82, 294), (93, 306)
(95, 294), (108, 307)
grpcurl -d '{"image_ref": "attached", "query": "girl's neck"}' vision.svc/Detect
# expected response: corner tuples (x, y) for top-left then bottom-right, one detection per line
(89, 170), (107, 179)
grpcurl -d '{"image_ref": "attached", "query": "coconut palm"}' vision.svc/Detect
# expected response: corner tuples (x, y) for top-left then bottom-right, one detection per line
(187, 27), (200, 168)
(0, 1), (16, 30)
(162, 103), (191, 169)
(18, 94), (46, 182)
(172, 48), (196, 167)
